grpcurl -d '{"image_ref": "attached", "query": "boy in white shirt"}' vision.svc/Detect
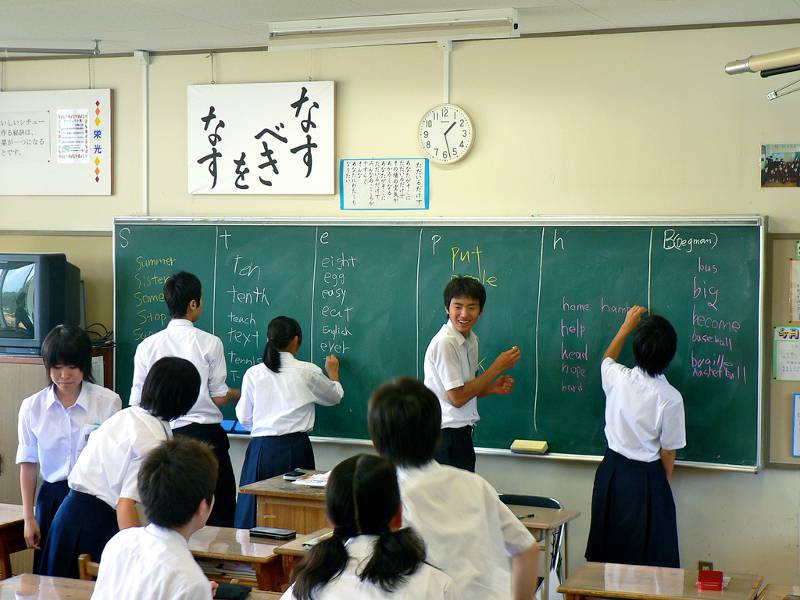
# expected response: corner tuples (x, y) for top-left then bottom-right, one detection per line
(92, 436), (218, 600)
(424, 277), (521, 472)
(130, 270), (239, 526)
(368, 377), (538, 600)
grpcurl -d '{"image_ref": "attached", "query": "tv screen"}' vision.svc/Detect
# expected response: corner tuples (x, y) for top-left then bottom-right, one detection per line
(0, 253), (80, 355)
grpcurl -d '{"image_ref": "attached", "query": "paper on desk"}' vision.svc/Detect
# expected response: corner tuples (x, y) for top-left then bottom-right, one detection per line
(293, 471), (330, 487)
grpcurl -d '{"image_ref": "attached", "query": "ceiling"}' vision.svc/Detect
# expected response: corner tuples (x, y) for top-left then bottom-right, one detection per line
(2, 0), (800, 55)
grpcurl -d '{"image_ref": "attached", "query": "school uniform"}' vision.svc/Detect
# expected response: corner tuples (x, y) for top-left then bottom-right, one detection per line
(396, 461), (535, 600)
(233, 353), (343, 528)
(585, 357), (686, 568)
(16, 382), (121, 573)
(39, 406), (172, 578)
(92, 524), (213, 600)
(129, 318), (236, 526)
(424, 321), (480, 471)
(279, 535), (458, 600)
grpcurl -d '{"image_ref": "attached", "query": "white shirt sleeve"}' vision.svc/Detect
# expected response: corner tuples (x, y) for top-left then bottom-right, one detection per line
(16, 397), (38, 464)
(488, 484), (536, 555)
(307, 369), (344, 406)
(175, 580), (214, 600)
(129, 345), (147, 407)
(207, 337), (229, 398)
(235, 369), (255, 430)
(659, 395), (687, 451)
(433, 338), (466, 391)
(600, 356), (626, 395)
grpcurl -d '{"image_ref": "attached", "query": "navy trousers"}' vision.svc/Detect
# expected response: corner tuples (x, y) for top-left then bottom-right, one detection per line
(433, 426), (476, 472)
(234, 432), (315, 529)
(33, 479), (69, 574)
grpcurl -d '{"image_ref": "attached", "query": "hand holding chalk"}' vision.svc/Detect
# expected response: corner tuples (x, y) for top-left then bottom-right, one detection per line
(494, 345), (521, 371)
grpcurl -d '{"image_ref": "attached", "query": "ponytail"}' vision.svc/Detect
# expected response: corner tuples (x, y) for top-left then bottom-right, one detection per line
(290, 531), (350, 600)
(290, 454), (426, 598)
(262, 316), (302, 373)
(360, 528), (426, 592)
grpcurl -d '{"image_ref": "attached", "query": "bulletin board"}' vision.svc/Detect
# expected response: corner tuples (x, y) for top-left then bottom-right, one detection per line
(0, 89), (111, 195)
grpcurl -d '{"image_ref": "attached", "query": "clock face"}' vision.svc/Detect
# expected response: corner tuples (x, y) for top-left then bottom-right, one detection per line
(418, 104), (473, 164)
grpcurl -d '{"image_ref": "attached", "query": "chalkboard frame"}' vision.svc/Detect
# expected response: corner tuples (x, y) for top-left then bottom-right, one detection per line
(113, 215), (766, 472)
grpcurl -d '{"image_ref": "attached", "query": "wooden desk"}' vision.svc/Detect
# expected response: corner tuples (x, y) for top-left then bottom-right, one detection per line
(558, 562), (763, 600)
(0, 504), (25, 580)
(0, 574), (282, 599)
(239, 474), (327, 534)
(507, 504), (580, 600)
(274, 528), (331, 579)
(759, 584), (800, 600)
(188, 525), (287, 591)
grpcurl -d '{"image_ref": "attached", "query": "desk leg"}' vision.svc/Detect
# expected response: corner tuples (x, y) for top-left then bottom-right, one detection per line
(0, 544), (11, 580)
(542, 530), (552, 600)
(563, 523), (569, 579)
(255, 561), (285, 591)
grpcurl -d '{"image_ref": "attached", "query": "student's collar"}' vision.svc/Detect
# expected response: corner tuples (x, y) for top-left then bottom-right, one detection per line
(345, 535), (379, 558)
(395, 460), (437, 482)
(445, 320), (471, 344)
(145, 523), (188, 546)
(46, 382), (88, 411)
(168, 318), (194, 329)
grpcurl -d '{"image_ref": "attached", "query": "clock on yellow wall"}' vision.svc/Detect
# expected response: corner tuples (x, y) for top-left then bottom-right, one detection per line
(418, 103), (474, 164)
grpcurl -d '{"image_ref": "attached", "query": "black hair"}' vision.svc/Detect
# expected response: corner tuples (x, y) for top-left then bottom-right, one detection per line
(368, 377), (441, 468)
(263, 316), (302, 373)
(291, 454), (426, 600)
(139, 356), (200, 421)
(41, 324), (94, 384)
(164, 271), (202, 318)
(632, 314), (677, 376)
(444, 276), (486, 310)
(138, 437), (218, 529)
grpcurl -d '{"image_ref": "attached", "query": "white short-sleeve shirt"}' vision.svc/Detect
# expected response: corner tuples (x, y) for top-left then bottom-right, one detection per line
(68, 406), (172, 508)
(279, 535), (458, 600)
(601, 357), (686, 462)
(396, 461), (535, 600)
(424, 321), (480, 428)
(92, 524), (212, 600)
(236, 352), (343, 436)
(129, 319), (229, 428)
(16, 382), (121, 482)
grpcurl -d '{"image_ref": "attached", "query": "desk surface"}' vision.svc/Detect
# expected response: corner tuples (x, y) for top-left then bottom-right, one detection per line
(188, 526), (281, 563)
(558, 563), (763, 600)
(275, 528), (332, 558)
(239, 473), (327, 500)
(759, 584), (800, 600)
(0, 505), (23, 527)
(506, 504), (580, 530)
(0, 574), (283, 599)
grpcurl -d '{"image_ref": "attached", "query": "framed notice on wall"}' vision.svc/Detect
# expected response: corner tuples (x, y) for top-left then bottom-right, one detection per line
(187, 82), (334, 195)
(0, 89), (111, 195)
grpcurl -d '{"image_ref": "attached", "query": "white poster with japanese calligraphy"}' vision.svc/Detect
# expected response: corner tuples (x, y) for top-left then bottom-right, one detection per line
(340, 158), (429, 210)
(0, 89), (111, 195)
(188, 82), (334, 195)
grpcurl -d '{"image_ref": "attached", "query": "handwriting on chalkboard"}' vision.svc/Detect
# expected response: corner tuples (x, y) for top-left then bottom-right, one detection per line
(130, 255), (174, 342)
(316, 232), (357, 357)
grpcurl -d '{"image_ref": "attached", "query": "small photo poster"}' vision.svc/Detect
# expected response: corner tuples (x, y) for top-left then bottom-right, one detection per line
(774, 326), (800, 380)
(761, 144), (800, 187)
(793, 394), (800, 457)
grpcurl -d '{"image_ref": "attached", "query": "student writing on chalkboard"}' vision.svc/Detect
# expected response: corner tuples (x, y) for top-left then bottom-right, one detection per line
(129, 271), (240, 527)
(234, 316), (343, 529)
(16, 325), (121, 573)
(585, 305), (686, 568)
(282, 453), (457, 600)
(424, 277), (520, 472)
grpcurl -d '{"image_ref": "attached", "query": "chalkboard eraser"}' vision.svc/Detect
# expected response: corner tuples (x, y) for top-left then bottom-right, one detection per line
(511, 439), (548, 454)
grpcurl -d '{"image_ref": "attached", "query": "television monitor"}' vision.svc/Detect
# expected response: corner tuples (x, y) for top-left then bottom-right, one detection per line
(0, 253), (81, 355)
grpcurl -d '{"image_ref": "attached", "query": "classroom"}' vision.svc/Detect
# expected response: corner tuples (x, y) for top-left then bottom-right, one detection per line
(1, 0), (800, 592)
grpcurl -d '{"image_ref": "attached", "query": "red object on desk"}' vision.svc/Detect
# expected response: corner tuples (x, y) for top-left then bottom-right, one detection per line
(697, 570), (724, 590)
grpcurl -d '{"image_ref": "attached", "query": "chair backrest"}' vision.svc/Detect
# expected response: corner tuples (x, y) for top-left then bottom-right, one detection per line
(499, 494), (564, 576)
(77, 553), (100, 581)
(498, 494), (562, 510)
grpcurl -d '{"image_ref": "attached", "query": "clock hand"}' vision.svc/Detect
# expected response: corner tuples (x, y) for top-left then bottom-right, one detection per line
(444, 122), (456, 137)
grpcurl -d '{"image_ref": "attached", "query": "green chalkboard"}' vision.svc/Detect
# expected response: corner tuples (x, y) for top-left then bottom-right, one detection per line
(114, 218), (764, 469)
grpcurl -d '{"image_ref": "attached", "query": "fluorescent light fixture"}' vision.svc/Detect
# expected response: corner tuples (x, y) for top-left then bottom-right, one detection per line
(725, 46), (800, 75)
(1, 40), (100, 57)
(267, 9), (519, 50)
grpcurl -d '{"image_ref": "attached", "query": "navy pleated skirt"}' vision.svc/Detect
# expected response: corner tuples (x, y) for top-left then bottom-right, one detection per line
(33, 479), (70, 574)
(39, 489), (118, 578)
(585, 448), (680, 568)
(234, 432), (315, 529)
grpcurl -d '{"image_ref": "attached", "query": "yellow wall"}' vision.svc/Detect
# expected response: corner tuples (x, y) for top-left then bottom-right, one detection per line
(3, 22), (800, 580)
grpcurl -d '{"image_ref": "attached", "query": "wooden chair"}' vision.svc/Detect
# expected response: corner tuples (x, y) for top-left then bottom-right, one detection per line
(77, 553), (99, 580)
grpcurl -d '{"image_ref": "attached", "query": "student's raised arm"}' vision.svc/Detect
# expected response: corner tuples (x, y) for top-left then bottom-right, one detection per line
(604, 305), (647, 361)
